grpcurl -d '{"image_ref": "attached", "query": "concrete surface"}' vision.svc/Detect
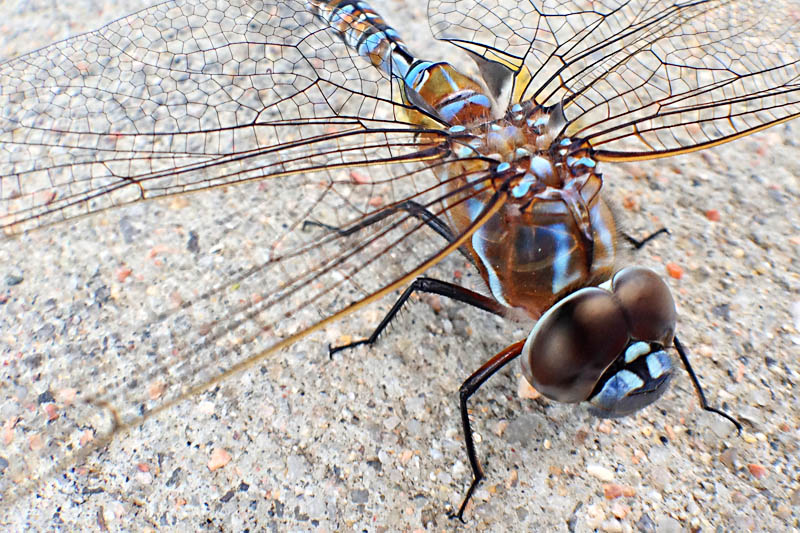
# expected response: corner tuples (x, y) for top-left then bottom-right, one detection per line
(0, 1), (797, 531)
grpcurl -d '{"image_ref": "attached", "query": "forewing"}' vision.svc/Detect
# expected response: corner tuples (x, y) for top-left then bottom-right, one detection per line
(429, 0), (800, 158)
(0, 0), (493, 501)
(0, 0), (433, 233)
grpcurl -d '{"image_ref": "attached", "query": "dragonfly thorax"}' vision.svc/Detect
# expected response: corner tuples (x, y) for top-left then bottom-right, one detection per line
(439, 104), (618, 320)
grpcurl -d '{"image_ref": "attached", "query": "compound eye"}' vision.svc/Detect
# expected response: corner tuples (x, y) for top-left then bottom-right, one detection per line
(521, 288), (628, 403)
(612, 267), (677, 347)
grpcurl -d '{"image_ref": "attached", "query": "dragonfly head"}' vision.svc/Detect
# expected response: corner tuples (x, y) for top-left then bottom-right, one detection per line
(520, 267), (676, 418)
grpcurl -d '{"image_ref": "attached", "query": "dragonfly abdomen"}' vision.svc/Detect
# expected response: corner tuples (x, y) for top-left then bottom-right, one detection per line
(311, 0), (491, 125)
(310, 0), (415, 78)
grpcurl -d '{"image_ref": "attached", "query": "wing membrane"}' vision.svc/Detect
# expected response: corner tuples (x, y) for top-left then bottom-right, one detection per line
(1, 0), (798, 513)
(0, 0), (484, 502)
(429, 0), (800, 158)
(0, 0), (433, 233)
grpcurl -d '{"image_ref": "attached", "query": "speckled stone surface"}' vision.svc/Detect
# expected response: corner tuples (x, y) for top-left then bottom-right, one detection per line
(0, 1), (798, 531)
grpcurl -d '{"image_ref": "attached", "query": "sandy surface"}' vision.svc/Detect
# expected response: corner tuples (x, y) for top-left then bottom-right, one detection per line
(0, 1), (798, 531)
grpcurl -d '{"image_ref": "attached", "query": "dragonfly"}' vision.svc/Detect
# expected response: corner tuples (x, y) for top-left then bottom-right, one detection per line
(1, 0), (798, 528)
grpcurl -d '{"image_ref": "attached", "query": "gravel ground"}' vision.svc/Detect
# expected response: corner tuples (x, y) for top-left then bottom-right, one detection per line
(0, 1), (798, 532)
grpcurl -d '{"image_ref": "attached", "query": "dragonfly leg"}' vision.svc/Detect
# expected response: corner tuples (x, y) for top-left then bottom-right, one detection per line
(621, 227), (670, 250)
(330, 277), (506, 356)
(304, 200), (476, 265)
(673, 336), (743, 434)
(449, 340), (525, 522)
(303, 199), (454, 241)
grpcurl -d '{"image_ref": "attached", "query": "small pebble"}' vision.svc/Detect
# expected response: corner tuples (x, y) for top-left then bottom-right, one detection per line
(399, 449), (413, 465)
(587, 464), (615, 481)
(603, 483), (635, 499)
(665, 262), (683, 279)
(43, 403), (59, 421)
(116, 266), (132, 282)
(776, 505), (791, 520)
(747, 463), (768, 479)
(29, 434), (43, 451)
(597, 420), (614, 434)
(517, 376), (541, 400)
(383, 416), (401, 430)
(604, 483), (624, 499)
(79, 430), (94, 447)
(148, 382), (165, 401)
(5, 274), (23, 286)
(622, 195), (639, 211)
(208, 448), (232, 471)
(351, 489), (369, 504)
(505, 469), (518, 489)
(636, 513), (656, 533)
(56, 388), (77, 405)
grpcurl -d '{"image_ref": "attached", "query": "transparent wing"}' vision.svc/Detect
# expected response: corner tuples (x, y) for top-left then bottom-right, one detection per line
(0, 0), (495, 501)
(429, 0), (800, 158)
(0, 0), (439, 233)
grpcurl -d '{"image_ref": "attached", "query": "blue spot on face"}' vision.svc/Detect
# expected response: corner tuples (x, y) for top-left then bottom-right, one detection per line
(624, 341), (651, 363)
(589, 370), (644, 412)
(646, 351), (672, 379)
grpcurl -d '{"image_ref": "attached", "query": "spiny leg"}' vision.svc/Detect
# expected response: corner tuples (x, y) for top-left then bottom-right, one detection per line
(673, 336), (743, 433)
(311, 200), (515, 518)
(449, 340), (525, 522)
(303, 199), (476, 266)
(329, 277), (506, 356)
(303, 199), (451, 243)
(621, 227), (670, 250)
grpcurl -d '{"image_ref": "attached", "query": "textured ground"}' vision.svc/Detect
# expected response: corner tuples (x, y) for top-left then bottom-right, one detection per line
(0, 1), (798, 531)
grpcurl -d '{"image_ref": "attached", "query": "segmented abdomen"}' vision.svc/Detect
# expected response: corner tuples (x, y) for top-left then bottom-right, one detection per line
(310, 0), (414, 79)
(311, 0), (492, 126)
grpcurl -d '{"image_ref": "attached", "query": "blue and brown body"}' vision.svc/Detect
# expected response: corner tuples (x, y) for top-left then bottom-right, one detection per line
(310, 0), (676, 416)
(312, 0), (619, 321)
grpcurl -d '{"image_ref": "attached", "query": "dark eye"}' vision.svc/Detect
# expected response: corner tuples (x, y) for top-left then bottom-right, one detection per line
(521, 267), (677, 418)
